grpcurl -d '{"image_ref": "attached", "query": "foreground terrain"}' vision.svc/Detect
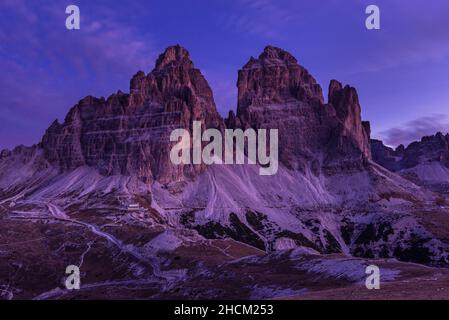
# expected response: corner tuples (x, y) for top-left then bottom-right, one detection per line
(1, 193), (448, 300)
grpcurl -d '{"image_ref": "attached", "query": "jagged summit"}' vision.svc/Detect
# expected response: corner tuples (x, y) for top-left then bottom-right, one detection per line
(243, 46), (299, 68)
(259, 45), (298, 63)
(238, 46), (324, 111)
(372, 132), (449, 193)
(129, 45), (194, 84)
(0, 45), (376, 185)
(328, 79), (343, 103)
(154, 45), (193, 71)
(34, 45), (376, 181)
(40, 45), (223, 183)
(2, 45), (449, 276)
(327, 80), (371, 158)
(230, 46), (372, 169)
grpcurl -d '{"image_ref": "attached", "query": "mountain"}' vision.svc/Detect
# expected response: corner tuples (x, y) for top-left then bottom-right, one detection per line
(229, 46), (371, 172)
(1, 45), (448, 299)
(40, 45), (224, 184)
(371, 133), (449, 196)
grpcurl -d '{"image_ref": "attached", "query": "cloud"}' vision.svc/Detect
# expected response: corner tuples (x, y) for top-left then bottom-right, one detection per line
(379, 114), (449, 147)
(0, 1), (157, 149)
(346, 0), (449, 75)
(217, 0), (298, 38)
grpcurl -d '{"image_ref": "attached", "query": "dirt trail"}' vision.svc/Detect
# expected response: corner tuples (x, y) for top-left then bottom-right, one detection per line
(43, 203), (183, 287)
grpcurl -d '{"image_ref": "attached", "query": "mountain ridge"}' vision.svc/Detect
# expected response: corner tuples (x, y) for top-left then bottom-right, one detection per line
(0, 45), (448, 268)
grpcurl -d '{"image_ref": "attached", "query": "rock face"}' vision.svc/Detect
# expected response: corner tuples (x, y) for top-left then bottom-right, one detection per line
(236, 45), (324, 112)
(371, 134), (449, 193)
(41, 45), (224, 184)
(326, 80), (371, 160)
(399, 133), (449, 170)
(371, 139), (404, 171)
(229, 46), (371, 173)
(39, 45), (371, 182)
(372, 133), (449, 172)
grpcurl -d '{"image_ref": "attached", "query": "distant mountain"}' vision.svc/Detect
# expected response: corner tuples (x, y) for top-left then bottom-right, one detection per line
(371, 133), (449, 195)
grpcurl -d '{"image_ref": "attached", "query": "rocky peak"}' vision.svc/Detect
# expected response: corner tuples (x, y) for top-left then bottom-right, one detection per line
(47, 119), (62, 131)
(328, 80), (343, 104)
(371, 139), (402, 171)
(396, 144), (405, 154)
(256, 45), (298, 65)
(372, 132), (449, 173)
(154, 45), (192, 71)
(327, 80), (371, 159)
(41, 45), (224, 183)
(402, 133), (449, 168)
(328, 80), (359, 118)
(237, 46), (324, 118)
(129, 45), (221, 127)
(227, 47), (372, 173)
(39, 44), (374, 182)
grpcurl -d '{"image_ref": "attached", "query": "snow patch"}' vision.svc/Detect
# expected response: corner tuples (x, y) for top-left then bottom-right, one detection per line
(296, 258), (400, 283)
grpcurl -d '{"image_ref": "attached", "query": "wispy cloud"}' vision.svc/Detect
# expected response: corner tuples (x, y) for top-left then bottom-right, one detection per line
(217, 0), (298, 38)
(0, 1), (157, 149)
(346, 0), (449, 75)
(379, 114), (449, 147)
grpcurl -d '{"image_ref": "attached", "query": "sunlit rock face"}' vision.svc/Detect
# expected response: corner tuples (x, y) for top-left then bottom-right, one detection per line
(229, 46), (371, 173)
(41, 45), (224, 184)
(40, 45), (372, 183)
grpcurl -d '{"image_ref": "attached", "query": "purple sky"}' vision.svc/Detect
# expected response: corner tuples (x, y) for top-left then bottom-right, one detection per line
(1, 0), (449, 149)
